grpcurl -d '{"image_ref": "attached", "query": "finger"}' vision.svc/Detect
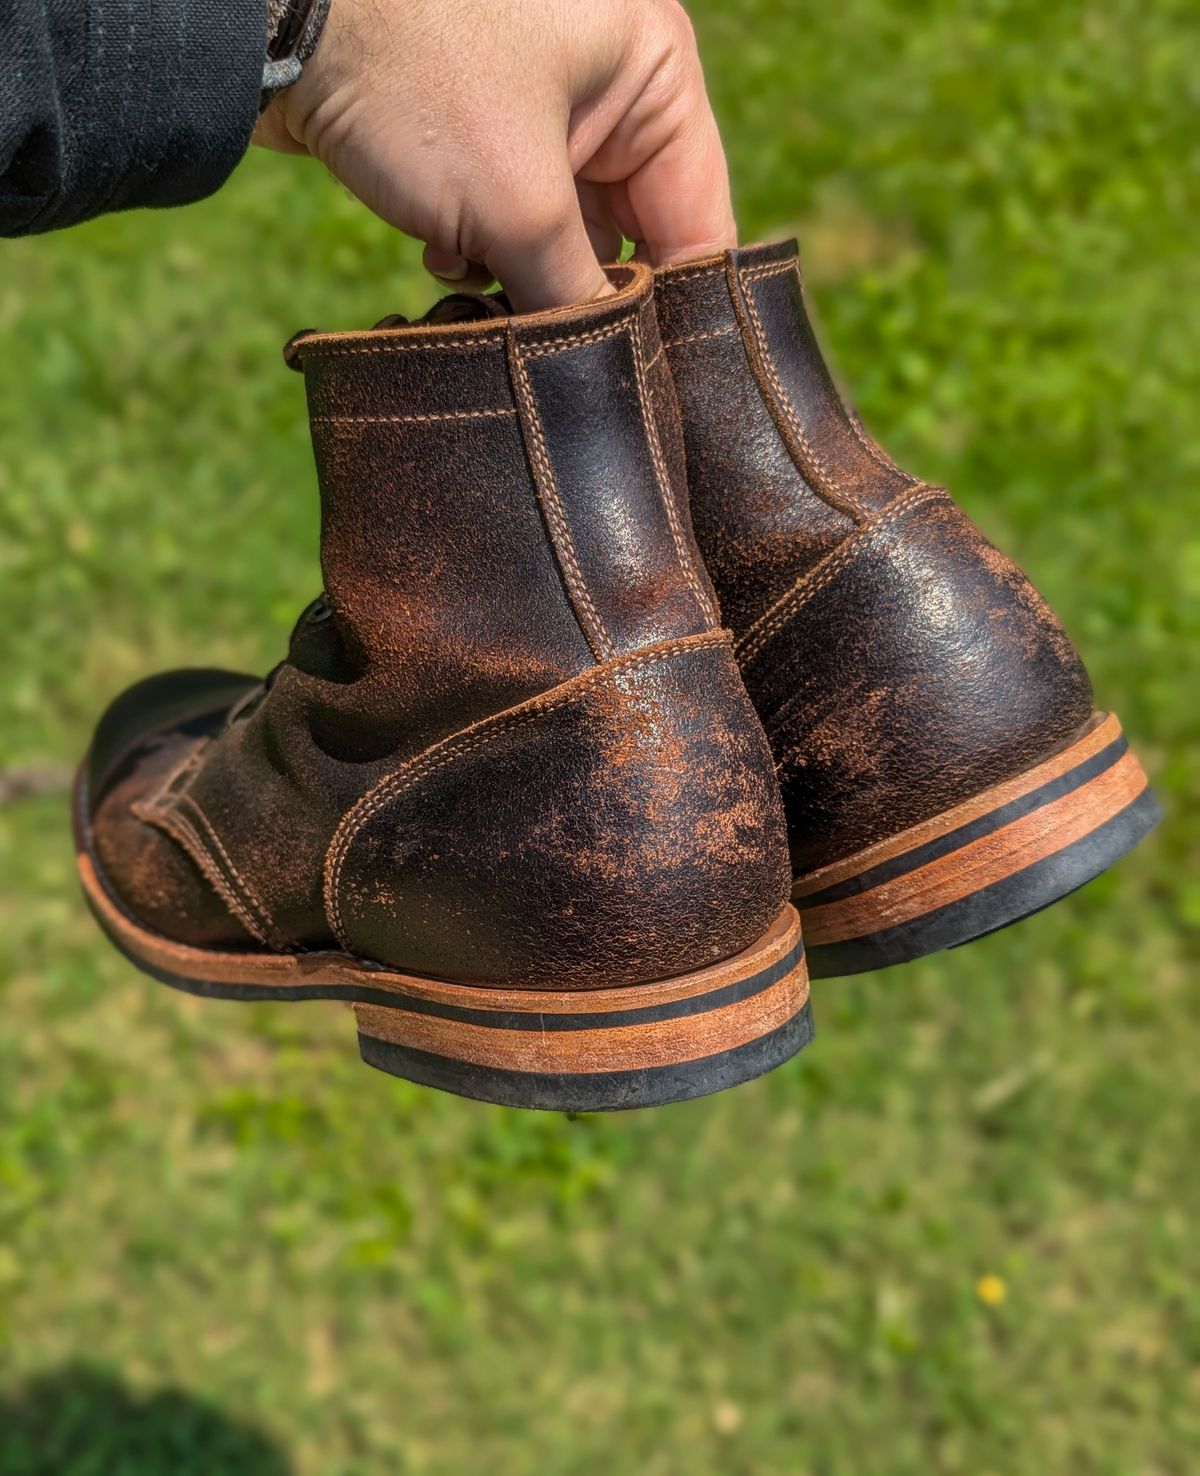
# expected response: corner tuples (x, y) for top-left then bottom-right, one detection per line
(604, 179), (641, 252)
(622, 98), (736, 266)
(577, 181), (625, 266)
(422, 243), (495, 293)
(576, 7), (736, 266)
(481, 175), (613, 313)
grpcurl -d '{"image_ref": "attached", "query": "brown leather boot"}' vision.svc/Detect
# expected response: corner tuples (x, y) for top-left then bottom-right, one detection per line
(655, 240), (1159, 978)
(74, 264), (811, 1109)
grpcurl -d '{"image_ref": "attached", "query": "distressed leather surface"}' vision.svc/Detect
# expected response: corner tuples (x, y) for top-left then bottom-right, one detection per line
(86, 265), (789, 983)
(334, 636), (787, 988)
(658, 241), (1095, 869)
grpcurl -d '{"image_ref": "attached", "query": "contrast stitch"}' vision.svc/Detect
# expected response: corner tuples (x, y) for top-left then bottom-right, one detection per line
(845, 408), (922, 485)
(174, 793), (285, 948)
(133, 802), (272, 948)
(740, 261), (799, 283)
(82, 767), (335, 964)
(736, 486), (948, 665)
(508, 337), (614, 662)
(520, 314), (639, 358)
(324, 632), (729, 945)
(746, 260), (919, 488)
(737, 265), (869, 521)
(133, 743), (286, 950)
(311, 407), (517, 425)
(139, 742), (206, 811)
(661, 325), (738, 350)
(658, 263), (725, 283)
(631, 314), (719, 626)
(299, 336), (508, 360)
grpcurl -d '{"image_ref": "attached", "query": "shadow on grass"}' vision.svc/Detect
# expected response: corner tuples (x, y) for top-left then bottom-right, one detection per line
(0, 1364), (292, 1476)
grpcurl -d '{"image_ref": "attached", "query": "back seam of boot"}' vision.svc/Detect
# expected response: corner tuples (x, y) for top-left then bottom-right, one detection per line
(507, 331), (616, 661)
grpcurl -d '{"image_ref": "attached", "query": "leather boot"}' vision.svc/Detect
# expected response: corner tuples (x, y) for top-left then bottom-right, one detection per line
(655, 240), (1158, 978)
(75, 264), (811, 1109)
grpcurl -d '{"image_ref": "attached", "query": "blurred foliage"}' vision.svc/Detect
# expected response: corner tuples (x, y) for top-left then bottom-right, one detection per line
(0, 1), (1197, 1472)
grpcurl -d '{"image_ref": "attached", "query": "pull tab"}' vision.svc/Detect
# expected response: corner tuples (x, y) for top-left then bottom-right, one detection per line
(282, 328), (319, 371)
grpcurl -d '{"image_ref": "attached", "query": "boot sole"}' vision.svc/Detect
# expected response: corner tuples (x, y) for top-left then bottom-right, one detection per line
(791, 712), (1160, 978)
(76, 781), (810, 1110)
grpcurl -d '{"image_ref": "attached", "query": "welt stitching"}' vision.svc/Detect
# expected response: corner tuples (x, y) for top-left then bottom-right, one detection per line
(631, 314), (718, 626)
(324, 632), (728, 945)
(174, 793), (284, 946)
(739, 269), (869, 522)
(312, 407), (517, 425)
(520, 313), (639, 358)
(508, 338), (614, 662)
(661, 325), (738, 350)
(736, 486), (947, 664)
(133, 802), (272, 947)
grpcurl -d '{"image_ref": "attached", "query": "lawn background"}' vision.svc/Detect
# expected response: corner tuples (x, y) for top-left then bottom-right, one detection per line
(1, 1), (1197, 1472)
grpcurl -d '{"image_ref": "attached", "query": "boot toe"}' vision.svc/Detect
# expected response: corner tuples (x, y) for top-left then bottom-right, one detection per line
(83, 670), (263, 950)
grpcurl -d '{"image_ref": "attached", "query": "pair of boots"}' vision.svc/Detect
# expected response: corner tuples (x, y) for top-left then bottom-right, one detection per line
(76, 241), (1158, 1111)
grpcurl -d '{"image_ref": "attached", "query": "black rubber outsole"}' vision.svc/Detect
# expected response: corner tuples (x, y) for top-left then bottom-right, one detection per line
(803, 785), (1161, 979)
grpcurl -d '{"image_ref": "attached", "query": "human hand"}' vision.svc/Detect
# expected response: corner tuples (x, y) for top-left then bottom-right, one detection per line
(252, 0), (735, 311)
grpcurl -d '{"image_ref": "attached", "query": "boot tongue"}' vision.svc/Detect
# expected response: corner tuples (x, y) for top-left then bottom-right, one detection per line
(373, 291), (513, 331)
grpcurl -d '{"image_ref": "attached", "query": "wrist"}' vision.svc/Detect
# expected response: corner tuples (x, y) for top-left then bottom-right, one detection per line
(261, 0), (335, 111)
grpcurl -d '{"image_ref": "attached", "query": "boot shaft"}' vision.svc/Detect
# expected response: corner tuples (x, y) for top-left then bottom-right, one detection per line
(656, 241), (1094, 869)
(654, 240), (887, 633)
(290, 264), (720, 756)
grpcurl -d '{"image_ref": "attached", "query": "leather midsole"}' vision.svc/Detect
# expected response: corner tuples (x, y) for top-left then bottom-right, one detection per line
(793, 714), (1150, 946)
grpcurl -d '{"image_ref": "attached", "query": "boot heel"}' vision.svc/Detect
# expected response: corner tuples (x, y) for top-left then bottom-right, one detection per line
(793, 713), (1159, 978)
(353, 906), (809, 1111)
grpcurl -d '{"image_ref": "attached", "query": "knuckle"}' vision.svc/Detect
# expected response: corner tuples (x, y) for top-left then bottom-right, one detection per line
(510, 199), (578, 250)
(655, 0), (699, 52)
(459, 194), (577, 266)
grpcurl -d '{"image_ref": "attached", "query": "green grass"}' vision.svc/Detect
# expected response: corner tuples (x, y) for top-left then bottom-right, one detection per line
(1, 1), (1198, 1471)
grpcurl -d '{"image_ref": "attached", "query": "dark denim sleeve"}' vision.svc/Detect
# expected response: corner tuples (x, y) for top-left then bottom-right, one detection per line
(1, 0), (265, 235)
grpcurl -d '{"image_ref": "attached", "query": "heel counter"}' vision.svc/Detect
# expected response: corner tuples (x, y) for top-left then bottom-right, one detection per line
(327, 634), (790, 987)
(741, 492), (1095, 870)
